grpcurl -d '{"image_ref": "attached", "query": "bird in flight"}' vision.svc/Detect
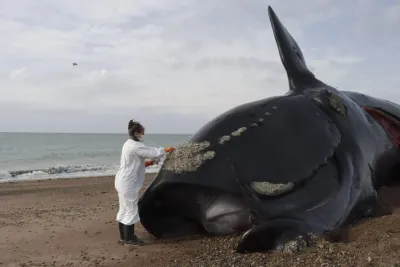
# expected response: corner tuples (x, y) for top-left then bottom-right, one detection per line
(72, 63), (78, 66)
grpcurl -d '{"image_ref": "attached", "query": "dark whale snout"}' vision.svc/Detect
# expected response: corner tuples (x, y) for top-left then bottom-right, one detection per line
(139, 182), (251, 238)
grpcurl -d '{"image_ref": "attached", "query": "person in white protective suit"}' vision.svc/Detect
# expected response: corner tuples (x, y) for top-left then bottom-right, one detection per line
(115, 119), (175, 246)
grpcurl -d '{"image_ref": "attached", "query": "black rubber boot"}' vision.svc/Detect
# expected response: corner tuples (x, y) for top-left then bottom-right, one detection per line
(122, 224), (144, 246)
(118, 222), (124, 243)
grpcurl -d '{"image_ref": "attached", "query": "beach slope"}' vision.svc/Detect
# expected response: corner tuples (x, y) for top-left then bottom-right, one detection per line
(0, 174), (399, 267)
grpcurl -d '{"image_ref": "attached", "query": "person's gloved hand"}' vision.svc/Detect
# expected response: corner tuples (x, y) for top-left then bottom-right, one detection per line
(164, 147), (175, 153)
(145, 160), (154, 167)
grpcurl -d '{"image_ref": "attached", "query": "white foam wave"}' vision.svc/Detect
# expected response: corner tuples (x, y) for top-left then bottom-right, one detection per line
(0, 162), (162, 183)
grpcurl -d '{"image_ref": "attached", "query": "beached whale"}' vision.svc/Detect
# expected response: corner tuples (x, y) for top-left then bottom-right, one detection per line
(138, 6), (400, 253)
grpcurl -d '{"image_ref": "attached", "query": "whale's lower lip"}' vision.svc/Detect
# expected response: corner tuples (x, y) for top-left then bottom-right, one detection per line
(138, 183), (251, 239)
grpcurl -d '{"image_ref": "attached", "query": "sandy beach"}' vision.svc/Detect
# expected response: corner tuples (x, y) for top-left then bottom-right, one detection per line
(0, 174), (399, 267)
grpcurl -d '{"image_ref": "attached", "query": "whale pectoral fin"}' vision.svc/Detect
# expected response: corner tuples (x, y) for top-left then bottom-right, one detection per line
(236, 218), (315, 254)
(267, 6), (317, 91)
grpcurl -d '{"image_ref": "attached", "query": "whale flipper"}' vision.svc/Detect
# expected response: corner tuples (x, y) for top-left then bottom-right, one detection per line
(268, 6), (318, 91)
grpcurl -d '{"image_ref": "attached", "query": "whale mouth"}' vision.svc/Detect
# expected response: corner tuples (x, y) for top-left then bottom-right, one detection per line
(363, 107), (400, 147)
(138, 184), (251, 239)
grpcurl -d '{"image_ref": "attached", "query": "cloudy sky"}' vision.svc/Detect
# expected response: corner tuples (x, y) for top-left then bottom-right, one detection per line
(1, 0), (400, 134)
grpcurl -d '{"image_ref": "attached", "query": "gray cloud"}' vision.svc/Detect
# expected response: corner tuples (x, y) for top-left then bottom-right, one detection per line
(194, 57), (282, 71)
(0, 0), (399, 133)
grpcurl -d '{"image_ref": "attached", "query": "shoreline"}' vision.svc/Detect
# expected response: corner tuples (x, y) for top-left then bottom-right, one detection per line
(1, 164), (162, 184)
(0, 174), (399, 267)
(0, 174), (116, 184)
(0, 170), (160, 184)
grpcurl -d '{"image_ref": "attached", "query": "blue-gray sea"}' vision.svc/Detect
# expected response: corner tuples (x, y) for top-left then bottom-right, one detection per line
(0, 132), (191, 182)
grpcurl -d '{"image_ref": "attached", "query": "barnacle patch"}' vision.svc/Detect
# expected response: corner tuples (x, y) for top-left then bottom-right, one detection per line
(265, 112), (271, 116)
(328, 93), (347, 117)
(231, 127), (247, 136)
(162, 141), (215, 173)
(250, 123), (258, 128)
(258, 118), (264, 122)
(203, 151), (216, 159)
(219, 135), (231, 144)
(251, 181), (295, 196)
(280, 233), (319, 254)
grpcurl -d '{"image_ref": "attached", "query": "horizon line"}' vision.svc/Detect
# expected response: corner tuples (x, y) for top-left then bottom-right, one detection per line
(0, 131), (194, 135)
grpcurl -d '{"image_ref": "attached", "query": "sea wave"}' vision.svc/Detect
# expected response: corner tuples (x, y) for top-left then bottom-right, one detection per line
(0, 163), (162, 183)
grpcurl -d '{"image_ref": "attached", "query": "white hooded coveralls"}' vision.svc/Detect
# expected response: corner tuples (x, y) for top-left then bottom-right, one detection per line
(115, 139), (165, 225)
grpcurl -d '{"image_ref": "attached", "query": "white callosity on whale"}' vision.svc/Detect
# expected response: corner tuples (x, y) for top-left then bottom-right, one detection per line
(218, 135), (231, 144)
(162, 141), (216, 174)
(231, 127), (247, 137)
(328, 92), (348, 117)
(251, 181), (295, 196)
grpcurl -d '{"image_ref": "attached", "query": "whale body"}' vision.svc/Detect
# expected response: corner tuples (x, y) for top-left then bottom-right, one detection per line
(138, 6), (400, 253)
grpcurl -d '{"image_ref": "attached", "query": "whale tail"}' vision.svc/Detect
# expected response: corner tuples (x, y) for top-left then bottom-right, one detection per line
(268, 6), (320, 92)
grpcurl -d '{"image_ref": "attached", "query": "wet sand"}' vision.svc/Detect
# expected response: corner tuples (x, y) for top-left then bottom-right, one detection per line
(0, 174), (399, 267)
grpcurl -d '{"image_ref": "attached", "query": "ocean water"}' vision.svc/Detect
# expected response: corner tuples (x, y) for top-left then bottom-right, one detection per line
(0, 132), (191, 183)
